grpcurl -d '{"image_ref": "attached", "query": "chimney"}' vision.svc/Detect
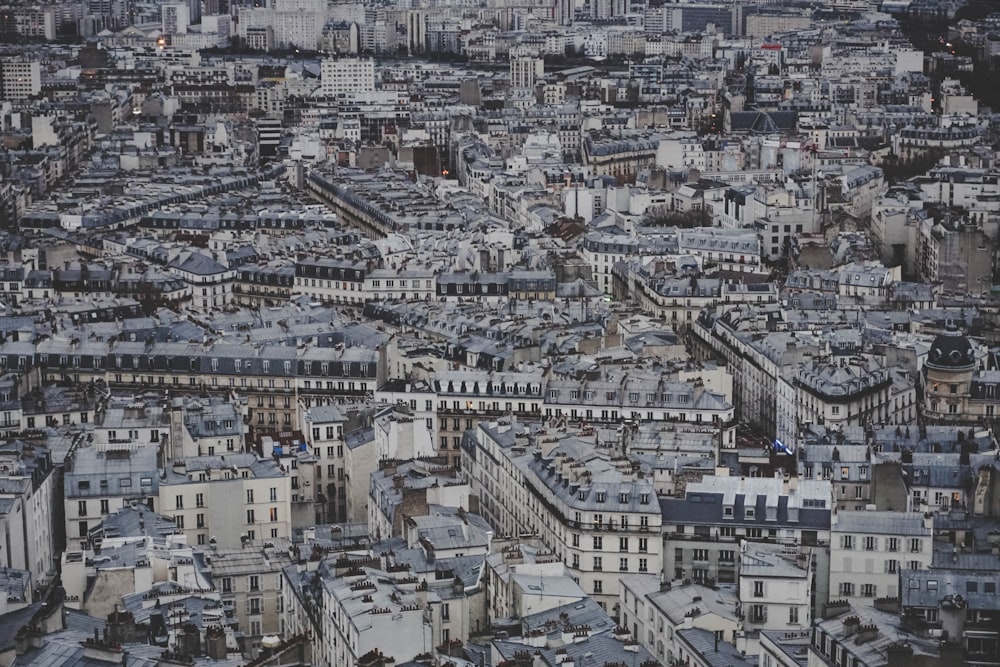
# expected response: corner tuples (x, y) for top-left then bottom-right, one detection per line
(886, 642), (913, 667)
(842, 615), (861, 638)
(204, 626), (227, 660)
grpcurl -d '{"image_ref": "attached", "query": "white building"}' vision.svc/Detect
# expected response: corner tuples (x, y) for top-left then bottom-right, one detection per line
(321, 57), (376, 97)
(738, 541), (813, 634)
(161, 2), (190, 35)
(464, 421), (663, 609)
(619, 576), (739, 666)
(829, 510), (934, 604)
(158, 453), (293, 548)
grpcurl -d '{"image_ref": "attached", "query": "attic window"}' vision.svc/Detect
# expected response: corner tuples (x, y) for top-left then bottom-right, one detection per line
(724, 506), (733, 517)
(745, 507), (755, 518)
(596, 491), (606, 503)
(78, 481), (90, 490)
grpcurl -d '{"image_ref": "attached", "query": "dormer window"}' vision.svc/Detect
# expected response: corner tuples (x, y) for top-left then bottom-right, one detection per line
(596, 491), (606, 503)
(745, 507), (755, 518)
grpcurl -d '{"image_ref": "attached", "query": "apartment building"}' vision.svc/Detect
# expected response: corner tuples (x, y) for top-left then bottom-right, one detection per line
(660, 474), (832, 616)
(211, 546), (287, 651)
(368, 459), (469, 540)
(829, 510), (934, 604)
(301, 403), (348, 523)
(810, 605), (956, 667)
(63, 445), (160, 551)
(320, 57), (376, 97)
(901, 567), (1000, 665)
(693, 311), (823, 439)
(778, 357), (915, 448)
(619, 576), (739, 666)
(0, 57), (41, 100)
(433, 370), (544, 469)
(158, 453), (292, 548)
(738, 541), (813, 634)
(543, 371), (735, 443)
(33, 338), (382, 435)
(0, 439), (57, 583)
(464, 420), (662, 608)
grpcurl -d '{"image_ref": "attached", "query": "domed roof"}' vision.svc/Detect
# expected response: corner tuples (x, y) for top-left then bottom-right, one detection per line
(926, 327), (975, 370)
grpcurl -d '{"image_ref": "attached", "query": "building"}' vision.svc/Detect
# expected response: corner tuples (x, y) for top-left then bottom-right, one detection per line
(463, 420), (663, 609)
(737, 540), (813, 633)
(900, 567), (1000, 665)
(0, 57), (41, 100)
(320, 57), (375, 97)
(161, 2), (190, 35)
(659, 474), (832, 616)
(63, 446), (160, 552)
(829, 510), (934, 605)
(211, 545), (289, 651)
(510, 56), (543, 90)
(158, 453), (293, 548)
(619, 576), (739, 665)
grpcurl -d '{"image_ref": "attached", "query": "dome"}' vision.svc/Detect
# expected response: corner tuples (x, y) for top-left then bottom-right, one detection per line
(926, 327), (975, 371)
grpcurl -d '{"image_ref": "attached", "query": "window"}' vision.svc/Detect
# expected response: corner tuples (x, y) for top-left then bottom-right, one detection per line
(749, 604), (767, 624)
(175, 515), (185, 529)
(593, 580), (603, 594)
(78, 501), (87, 516)
(442, 603), (450, 620)
(753, 581), (765, 598)
(269, 487), (277, 502)
(572, 554), (579, 568)
(248, 575), (260, 592)
(175, 495), (183, 509)
(910, 538), (922, 553)
(593, 536), (603, 550)
(196, 493), (204, 508)
(887, 537), (899, 552)
(839, 582), (855, 596)
(269, 507), (278, 522)
(197, 514), (205, 529)
(985, 582), (997, 594)
(222, 577), (233, 593)
(619, 558), (628, 572)
(593, 557), (603, 571)
(100, 499), (109, 514)
(638, 538), (648, 552)
(789, 606), (799, 624)
(78, 521), (88, 538)
(693, 549), (709, 561)
(247, 489), (254, 503)
(248, 597), (261, 615)
(861, 584), (876, 597)
(720, 550), (735, 563)
(841, 535), (854, 550)
(619, 537), (629, 552)
(885, 560), (898, 574)
(639, 558), (648, 572)
(864, 536), (876, 551)
(572, 534), (579, 547)
(247, 509), (255, 524)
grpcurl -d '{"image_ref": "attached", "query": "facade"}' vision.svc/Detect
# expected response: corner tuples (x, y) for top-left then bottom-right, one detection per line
(63, 446), (160, 551)
(464, 421), (663, 608)
(321, 57), (376, 97)
(158, 453), (293, 548)
(829, 510), (934, 604)
(660, 474), (832, 616)
(737, 541), (813, 633)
